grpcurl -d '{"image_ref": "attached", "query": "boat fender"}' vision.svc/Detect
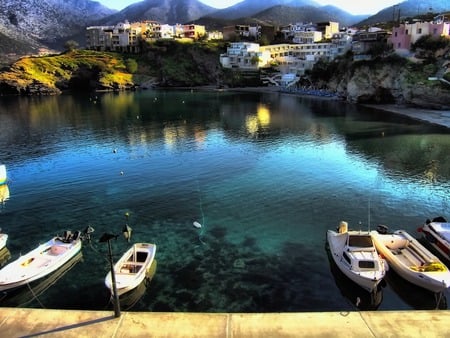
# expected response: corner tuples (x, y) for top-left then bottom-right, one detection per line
(338, 221), (348, 233)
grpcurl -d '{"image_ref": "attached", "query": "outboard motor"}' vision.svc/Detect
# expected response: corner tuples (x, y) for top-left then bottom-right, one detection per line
(72, 230), (81, 241)
(82, 225), (95, 242)
(63, 230), (72, 242)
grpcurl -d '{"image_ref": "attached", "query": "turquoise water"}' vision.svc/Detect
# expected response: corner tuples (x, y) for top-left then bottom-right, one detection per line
(0, 89), (449, 312)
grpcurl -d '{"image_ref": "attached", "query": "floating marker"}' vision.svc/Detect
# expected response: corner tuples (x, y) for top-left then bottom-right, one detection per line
(193, 221), (202, 229)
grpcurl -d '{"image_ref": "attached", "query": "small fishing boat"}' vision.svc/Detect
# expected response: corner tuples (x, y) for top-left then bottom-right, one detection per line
(326, 221), (386, 293)
(105, 242), (156, 296)
(371, 226), (450, 293)
(418, 216), (450, 261)
(0, 251), (83, 306)
(0, 230), (83, 292)
(0, 164), (6, 185)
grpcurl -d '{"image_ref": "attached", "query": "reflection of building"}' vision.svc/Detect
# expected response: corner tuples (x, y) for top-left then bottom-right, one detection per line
(0, 164), (6, 185)
(0, 184), (9, 205)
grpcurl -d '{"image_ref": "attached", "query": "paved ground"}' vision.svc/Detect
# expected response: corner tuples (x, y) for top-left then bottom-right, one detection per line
(1, 307), (450, 337)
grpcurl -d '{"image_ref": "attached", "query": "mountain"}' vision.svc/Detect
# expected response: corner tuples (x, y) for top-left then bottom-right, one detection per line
(0, 0), (116, 54)
(97, 0), (217, 25)
(1, 0), (449, 64)
(207, 0), (320, 20)
(357, 0), (450, 26)
(240, 5), (365, 27)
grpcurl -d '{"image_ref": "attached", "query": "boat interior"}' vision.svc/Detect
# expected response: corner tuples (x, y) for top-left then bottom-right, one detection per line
(119, 262), (144, 274)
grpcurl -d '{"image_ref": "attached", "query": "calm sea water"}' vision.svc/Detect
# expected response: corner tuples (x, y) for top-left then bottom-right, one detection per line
(0, 89), (449, 312)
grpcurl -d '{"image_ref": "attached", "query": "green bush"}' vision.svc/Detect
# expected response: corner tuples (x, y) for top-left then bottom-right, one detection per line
(125, 58), (138, 73)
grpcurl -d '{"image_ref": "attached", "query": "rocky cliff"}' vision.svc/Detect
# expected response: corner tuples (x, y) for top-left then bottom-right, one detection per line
(319, 52), (450, 110)
(332, 63), (450, 109)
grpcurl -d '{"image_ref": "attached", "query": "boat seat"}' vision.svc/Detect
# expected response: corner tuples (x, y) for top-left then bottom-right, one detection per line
(119, 263), (144, 274)
(49, 245), (67, 256)
(401, 247), (423, 266)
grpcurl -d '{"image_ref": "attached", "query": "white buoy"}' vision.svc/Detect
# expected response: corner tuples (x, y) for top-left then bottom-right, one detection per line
(193, 221), (202, 229)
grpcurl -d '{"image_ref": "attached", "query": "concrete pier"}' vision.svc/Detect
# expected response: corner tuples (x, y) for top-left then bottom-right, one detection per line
(1, 307), (449, 337)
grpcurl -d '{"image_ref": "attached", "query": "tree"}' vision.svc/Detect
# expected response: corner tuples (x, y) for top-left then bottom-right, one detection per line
(125, 58), (138, 74)
(64, 40), (79, 52)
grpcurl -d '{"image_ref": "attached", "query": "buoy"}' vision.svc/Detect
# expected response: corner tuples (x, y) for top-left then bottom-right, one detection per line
(120, 171), (124, 175)
(193, 221), (202, 229)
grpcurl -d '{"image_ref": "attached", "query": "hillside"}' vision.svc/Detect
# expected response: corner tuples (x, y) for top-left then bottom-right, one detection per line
(0, 41), (228, 95)
(1, 38), (449, 111)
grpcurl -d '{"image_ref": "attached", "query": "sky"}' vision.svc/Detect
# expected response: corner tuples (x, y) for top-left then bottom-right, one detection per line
(97, 0), (401, 15)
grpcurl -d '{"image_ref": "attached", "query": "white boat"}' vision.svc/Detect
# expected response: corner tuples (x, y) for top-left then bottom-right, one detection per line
(0, 230), (83, 292)
(0, 164), (6, 185)
(371, 226), (450, 293)
(105, 242), (156, 296)
(0, 231), (7, 251)
(326, 221), (386, 293)
(418, 216), (450, 261)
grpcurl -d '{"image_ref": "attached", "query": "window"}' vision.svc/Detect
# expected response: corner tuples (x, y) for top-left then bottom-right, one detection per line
(359, 261), (375, 269)
(348, 235), (373, 247)
(343, 252), (351, 264)
(417, 28), (422, 34)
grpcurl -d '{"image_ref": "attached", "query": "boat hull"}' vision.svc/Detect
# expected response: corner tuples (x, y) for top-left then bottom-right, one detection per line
(105, 243), (156, 296)
(418, 221), (450, 261)
(327, 229), (385, 293)
(371, 229), (450, 293)
(0, 236), (82, 292)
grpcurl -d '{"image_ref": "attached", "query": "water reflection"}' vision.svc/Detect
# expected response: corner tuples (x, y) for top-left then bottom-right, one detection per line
(0, 184), (9, 207)
(384, 268), (447, 310)
(0, 247), (11, 268)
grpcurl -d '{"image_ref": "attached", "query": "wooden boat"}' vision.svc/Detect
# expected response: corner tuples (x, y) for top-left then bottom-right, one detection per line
(326, 221), (386, 293)
(371, 226), (450, 293)
(418, 216), (450, 261)
(0, 164), (6, 185)
(105, 242), (156, 296)
(0, 230), (83, 292)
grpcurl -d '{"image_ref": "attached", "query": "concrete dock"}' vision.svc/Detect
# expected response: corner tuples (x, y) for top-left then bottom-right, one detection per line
(1, 307), (449, 337)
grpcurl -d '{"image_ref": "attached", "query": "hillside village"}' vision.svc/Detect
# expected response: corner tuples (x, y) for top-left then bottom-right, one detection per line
(85, 13), (450, 87)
